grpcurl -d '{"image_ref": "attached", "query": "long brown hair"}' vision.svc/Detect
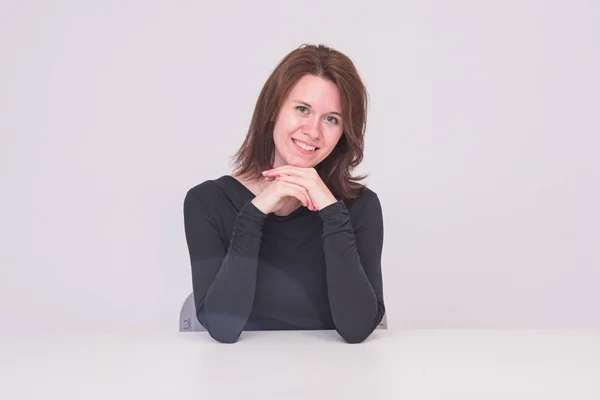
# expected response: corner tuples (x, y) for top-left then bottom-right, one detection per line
(231, 44), (369, 200)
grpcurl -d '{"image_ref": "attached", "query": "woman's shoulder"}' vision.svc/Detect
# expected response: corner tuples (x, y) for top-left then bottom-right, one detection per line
(187, 176), (223, 197)
(185, 175), (250, 206)
(187, 175), (232, 200)
(343, 185), (381, 213)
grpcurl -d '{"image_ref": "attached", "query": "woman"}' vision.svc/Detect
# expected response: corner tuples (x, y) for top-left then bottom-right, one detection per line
(183, 44), (385, 343)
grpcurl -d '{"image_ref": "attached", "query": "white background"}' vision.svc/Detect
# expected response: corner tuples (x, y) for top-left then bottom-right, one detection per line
(1, 0), (598, 333)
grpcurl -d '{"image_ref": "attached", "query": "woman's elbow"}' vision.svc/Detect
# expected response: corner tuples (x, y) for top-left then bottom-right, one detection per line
(337, 328), (374, 344)
(199, 311), (243, 343)
(208, 328), (241, 344)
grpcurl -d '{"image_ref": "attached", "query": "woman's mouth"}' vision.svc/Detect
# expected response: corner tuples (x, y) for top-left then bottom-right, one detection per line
(292, 138), (319, 155)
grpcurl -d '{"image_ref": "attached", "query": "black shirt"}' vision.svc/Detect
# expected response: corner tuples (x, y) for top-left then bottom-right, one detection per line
(183, 175), (385, 343)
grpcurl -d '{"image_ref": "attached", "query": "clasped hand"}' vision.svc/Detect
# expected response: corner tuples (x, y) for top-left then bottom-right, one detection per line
(262, 166), (337, 211)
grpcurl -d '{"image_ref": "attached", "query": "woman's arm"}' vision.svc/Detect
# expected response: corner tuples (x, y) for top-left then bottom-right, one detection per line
(183, 189), (267, 343)
(319, 194), (385, 343)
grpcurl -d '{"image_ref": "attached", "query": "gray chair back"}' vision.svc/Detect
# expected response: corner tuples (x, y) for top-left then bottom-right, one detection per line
(179, 292), (387, 332)
(179, 292), (206, 332)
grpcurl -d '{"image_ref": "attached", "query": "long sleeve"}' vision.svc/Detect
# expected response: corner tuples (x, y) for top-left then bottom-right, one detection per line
(183, 190), (267, 343)
(319, 195), (385, 343)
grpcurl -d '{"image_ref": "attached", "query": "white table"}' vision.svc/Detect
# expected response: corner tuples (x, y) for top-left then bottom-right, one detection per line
(1, 330), (599, 399)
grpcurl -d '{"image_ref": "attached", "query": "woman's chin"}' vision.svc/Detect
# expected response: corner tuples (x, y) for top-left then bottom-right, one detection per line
(288, 160), (316, 168)
(281, 153), (320, 168)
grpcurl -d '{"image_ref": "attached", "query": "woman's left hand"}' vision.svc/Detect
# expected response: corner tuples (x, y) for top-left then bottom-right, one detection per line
(262, 166), (338, 211)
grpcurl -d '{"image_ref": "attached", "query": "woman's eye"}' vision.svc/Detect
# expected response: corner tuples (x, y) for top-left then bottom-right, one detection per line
(296, 106), (308, 113)
(326, 116), (339, 124)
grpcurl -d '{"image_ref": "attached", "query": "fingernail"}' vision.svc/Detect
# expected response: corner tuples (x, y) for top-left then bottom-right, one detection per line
(262, 170), (271, 175)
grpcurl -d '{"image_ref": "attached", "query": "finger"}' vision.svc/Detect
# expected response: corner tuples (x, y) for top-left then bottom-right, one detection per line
(274, 174), (307, 188)
(275, 176), (316, 209)
(264, 173), (285, 181)
(263, 166), (309, 178)
(287, 183), (312, 209)
(276, 180), (313, 209)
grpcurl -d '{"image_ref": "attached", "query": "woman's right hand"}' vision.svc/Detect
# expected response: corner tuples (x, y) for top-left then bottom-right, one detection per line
(251, 178), (314, 215)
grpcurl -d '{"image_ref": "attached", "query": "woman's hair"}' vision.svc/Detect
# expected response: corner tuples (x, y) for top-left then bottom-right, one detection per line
(231, 43), (369, 200)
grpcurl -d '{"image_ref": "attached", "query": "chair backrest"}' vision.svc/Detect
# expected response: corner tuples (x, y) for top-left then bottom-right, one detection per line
(179, 292), (387, 332)
(179, 292), (205, 332)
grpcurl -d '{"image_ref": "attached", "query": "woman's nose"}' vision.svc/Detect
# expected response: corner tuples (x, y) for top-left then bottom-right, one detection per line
(303, 117), (322, 138)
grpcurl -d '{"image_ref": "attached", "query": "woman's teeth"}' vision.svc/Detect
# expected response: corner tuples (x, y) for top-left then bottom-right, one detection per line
(293, 139), (316, 151)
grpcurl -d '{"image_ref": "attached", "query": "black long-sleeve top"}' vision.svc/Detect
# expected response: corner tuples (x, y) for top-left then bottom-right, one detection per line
(183, 175), (385, 343)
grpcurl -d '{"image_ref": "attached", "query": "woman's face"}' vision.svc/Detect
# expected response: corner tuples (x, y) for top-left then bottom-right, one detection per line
(271, 74), (344, 169)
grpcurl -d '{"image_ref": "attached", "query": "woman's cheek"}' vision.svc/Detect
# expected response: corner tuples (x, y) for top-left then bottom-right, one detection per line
(288, 115), (302, 129)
